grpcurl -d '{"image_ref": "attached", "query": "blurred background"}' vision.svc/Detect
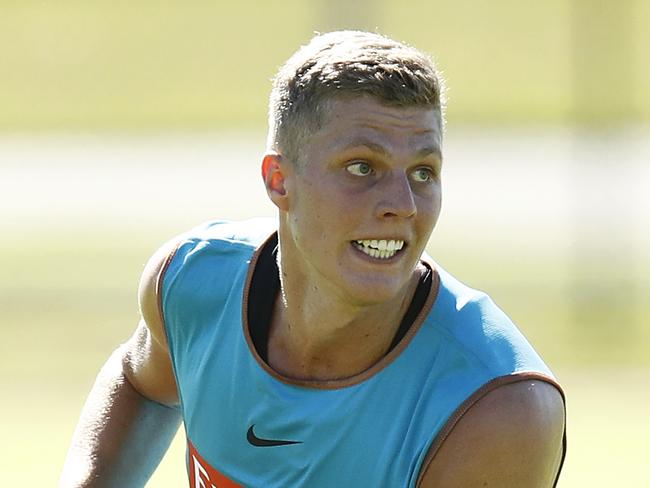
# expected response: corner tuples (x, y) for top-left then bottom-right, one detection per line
(1, 1), (648, 486)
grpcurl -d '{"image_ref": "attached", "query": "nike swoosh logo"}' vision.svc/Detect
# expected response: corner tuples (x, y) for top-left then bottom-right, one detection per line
(246, 425), (302, 447)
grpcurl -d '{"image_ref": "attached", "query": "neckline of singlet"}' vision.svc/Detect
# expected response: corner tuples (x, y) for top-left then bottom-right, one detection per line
(247, 233), (433, 363)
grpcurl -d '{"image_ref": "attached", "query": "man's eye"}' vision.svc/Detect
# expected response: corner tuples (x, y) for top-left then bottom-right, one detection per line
(410, 167), (434, 183)
(346, 161), (373, 176)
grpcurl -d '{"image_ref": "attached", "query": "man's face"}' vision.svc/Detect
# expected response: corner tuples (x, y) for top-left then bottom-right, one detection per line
(280, 96), (443, 306)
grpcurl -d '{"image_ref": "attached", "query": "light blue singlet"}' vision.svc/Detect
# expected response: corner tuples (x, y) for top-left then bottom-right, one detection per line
(160, 219), (565, 488)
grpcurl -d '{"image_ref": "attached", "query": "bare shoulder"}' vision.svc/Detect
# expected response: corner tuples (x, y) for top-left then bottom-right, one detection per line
(418, 379), (566, 488)
(120, 237), (182, 407)
(138, 237), (182, 346)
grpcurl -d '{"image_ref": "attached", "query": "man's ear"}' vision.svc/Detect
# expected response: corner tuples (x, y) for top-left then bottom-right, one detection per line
(261, 152), (290, 211)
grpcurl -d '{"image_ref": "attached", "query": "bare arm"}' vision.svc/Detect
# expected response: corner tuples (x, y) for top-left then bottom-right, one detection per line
(60, 241), (182, 487)
(418, 380), (566, 488)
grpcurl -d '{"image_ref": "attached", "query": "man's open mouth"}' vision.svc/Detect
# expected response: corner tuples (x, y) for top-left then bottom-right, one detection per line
(352, 239), (405, 260)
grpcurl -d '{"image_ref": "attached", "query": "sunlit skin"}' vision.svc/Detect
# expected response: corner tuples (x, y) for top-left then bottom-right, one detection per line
(261, 96), (443, 380)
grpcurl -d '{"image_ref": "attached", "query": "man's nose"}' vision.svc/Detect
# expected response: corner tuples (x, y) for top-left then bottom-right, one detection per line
(374, 171), (417, 219)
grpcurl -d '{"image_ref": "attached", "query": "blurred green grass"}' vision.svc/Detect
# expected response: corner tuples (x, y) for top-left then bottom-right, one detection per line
(1, 0), (648, 130)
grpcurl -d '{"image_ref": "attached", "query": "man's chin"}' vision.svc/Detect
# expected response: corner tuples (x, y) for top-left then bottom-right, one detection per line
(338, 274), (412, 308)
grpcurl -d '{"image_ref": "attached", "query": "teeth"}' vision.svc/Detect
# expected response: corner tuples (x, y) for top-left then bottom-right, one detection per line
(353, 239), (405, 259)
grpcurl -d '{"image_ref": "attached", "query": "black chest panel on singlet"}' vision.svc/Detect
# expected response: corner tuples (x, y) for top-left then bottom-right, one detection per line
(247, 234), (432, 362)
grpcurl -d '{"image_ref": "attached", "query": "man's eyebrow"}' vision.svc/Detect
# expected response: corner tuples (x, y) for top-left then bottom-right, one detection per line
(341, 140), (442, 160)
(415, 145), (443, 160)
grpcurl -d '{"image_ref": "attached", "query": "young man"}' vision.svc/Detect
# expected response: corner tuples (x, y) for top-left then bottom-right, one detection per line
(61, 31), (566, 487)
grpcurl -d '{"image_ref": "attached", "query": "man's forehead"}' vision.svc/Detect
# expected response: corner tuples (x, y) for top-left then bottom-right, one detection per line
(319, 100), (442, 154)
(324, 96), (440, 131)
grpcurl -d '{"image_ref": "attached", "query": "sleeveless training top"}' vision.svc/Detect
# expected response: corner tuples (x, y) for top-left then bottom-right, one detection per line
(160, 219), (565, 488)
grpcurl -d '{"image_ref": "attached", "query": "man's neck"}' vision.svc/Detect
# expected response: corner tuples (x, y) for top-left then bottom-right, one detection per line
(266, 257), (423, 382)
